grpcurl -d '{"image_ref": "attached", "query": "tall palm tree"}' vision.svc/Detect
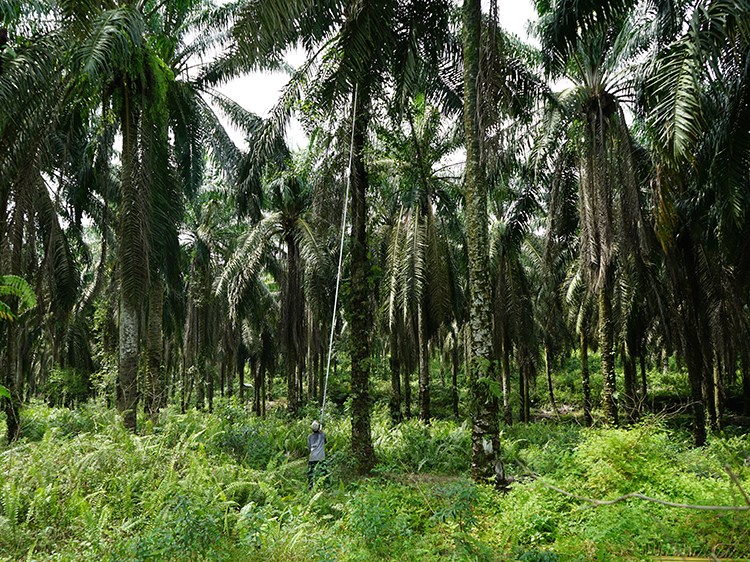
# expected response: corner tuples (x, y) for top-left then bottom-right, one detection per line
(463, 0), (545, 485)
(0, 7), (82, 439)
(222, 0), (454, 472)
(47, 0), (177, 430)
(535, 9), (653, 425)
(462, 0), (505, 485)
(376, 96), (461, 423)
(647, 0), (750, 444)
(218, 157), (326, 416)
(58, 0), (252, 429)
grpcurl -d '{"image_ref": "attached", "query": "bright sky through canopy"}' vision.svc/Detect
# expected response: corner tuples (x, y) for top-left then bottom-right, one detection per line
(218, 0), (538, 149)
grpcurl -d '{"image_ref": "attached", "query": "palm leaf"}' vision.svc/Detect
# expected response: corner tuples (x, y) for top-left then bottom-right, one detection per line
(71, 7), (144, 83)
(0, 274), (37, 320)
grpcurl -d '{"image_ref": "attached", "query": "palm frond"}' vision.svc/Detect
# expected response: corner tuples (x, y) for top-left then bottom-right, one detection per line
(71, 7), (145, 84)
(216, 214), (280, 321)
(0, 275), (37, 320)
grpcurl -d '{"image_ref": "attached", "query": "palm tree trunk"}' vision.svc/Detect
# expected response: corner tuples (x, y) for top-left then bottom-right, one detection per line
(255, 360), (263, 416)
(463, 0), (504, 488)
(261, 359), (266, 418)
(702, 358), (717, 430)
(226, 340), (235, 398)
(239, 354), (246, 403)
(297, 353), (305, 409)
(713, 354), (724, 431)
(118, 85), (143, 433)
(452, 344), (459, 418)
(181, 352), (187, 413)
(418, 304), (431, 422)
(119, 298), (139, 431)
(518, 346), (529, 423)
(622, 339), (638, 423)
(599, 279), (619, 426)
(680, 242), (707, 446)
(581, 330), (592, 426)
(439, 345), (445, 387)
(521, 348), (532, 423)
(389, 328), (402, 423)
(544, 341), (557, 413)
(146, 275), (163, 424)
(502, 331), (512, 425)
(403, 366), (412, 419)
(349, 82), (375, 473)
(220, 354), (226, 398)
(196, 295), (208, 411)
(283, 232), (303, 416)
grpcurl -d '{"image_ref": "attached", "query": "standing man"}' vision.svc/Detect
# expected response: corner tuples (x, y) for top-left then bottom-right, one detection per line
(307, 420), (326, 488)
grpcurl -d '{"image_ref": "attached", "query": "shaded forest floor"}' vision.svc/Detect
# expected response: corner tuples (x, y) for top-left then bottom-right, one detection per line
(1, 394), (749, 562)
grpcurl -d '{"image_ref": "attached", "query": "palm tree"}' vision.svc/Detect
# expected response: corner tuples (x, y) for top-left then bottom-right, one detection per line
(462, 0), (546, 485)
(489, 183), (540, 425)
(376, 96), (461, 423)
(55, 0), (253, 429)
(223, 0), (455, 472)
(462, 0), (505, 485)
(218, 155), (326, 417)
(0, 8), (82, 439)
(564, 267), (598, 426)
(535, 8), (653, 425)
(646, 0), (750, 444)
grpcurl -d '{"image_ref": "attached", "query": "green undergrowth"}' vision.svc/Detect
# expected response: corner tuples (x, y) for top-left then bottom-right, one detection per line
(0, 400), (749, 561)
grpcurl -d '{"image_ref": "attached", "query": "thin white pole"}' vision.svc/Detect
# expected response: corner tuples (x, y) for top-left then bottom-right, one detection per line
(321, 85), (358, 425)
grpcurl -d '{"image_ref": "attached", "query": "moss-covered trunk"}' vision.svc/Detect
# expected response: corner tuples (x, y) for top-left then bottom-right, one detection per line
(349, 84), (375, 473)
(599, 278), (618, 426)
(418, 304), (431, 422)
(463, 0), (505, 488)
(145, 275), (163, 424)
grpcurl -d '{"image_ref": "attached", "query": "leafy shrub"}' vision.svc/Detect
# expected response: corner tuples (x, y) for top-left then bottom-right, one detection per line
(348, 480), (428, 556)
(572, 423), (679, 495)
(512, 547), (560, 561)
(115, 494), (230, 562)
(45, 367), (92, 407)
(501, 422), (582, 479)
(214, 422), (275, 468)
(373, 413), (470, 474)
(431, 480), (478, 533)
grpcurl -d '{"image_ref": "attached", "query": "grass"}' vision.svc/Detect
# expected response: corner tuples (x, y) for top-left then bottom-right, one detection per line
(0, 398), (748, 561)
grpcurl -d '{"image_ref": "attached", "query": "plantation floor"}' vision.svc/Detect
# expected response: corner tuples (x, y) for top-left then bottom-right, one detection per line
(1, 400), (749, 561)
